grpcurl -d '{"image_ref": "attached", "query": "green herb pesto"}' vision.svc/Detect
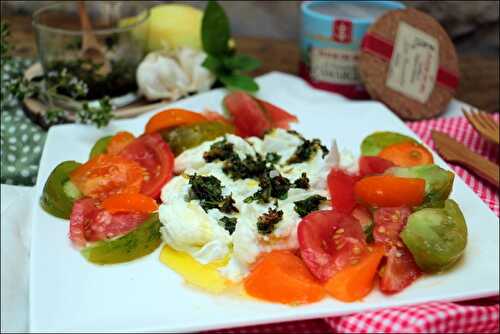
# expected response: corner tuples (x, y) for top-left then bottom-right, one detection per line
(203, 138), (235, 162)
(187, 174), (238, 213)
(294, 195), (327, 217)
(293, 172), (310, 189)
(219, 216), (238, 235)
(257, 207), (283, 235)
(287, 138), (329, 164)
(265, 152), (281, 164)
(245, 171), (291, 204)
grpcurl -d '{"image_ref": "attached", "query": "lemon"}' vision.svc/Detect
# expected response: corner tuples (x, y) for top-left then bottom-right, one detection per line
(147, 4), (203, 51)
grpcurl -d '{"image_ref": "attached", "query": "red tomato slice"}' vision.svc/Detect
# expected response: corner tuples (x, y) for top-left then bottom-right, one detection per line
(373, 207), (421, 294)
(298, 210), (367, 282)
(223, 91), (272, 137)
(120, 133), (174, 199)
(256, 98), (298, 129)
(70, 154), (145, 201)
(69, 198), (148, 248)
(359, 156), (395, 177)
(327, 168), (360, 214)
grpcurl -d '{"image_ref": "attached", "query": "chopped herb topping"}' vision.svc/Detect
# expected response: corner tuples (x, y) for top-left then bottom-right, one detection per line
(188, 174), (238, 213)
(219, 216), (238, 235)
(257, 207), (283, 235)
(287, 138), (329, 164)
(203, 138), (234, 162)
(293, 172), (310, 189)
(245, 171), (291, 203)
(265, 152), (281, 164)
(287, 130), (305, 140)
(294, 195), (327, 217)
(219, 194), (239, 214)
(223, 154), (267, 180)
(363, 222), (374, 244)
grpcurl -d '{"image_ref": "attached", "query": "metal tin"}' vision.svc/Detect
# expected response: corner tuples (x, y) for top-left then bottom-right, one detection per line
(299, 0), (405, 99)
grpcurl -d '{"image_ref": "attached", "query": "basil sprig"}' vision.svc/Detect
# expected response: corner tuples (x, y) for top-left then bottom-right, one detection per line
(201, 0), (261, 92)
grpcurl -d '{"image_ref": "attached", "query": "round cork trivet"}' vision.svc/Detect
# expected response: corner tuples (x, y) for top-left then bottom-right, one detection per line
(359, 8), (459, 120)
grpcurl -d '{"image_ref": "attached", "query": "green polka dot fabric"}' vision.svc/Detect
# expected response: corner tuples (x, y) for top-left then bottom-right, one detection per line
(1, 58), (47, 186)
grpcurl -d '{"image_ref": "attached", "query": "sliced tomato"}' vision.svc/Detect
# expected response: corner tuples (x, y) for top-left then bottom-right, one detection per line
(373, 207), (421, 294)
(223, 91), (272, 137)
(359, 156), (395, 177)
(354, 175), (425, 208)
(70, 155), (145, 201)
(120, 133), (174, 199)
(298, 210), (367, 282)
(145, 108), (207, 134)
(69, 198), (148, 248)
(256, 98), (298, 129)
(107, 131), (135, 155)
(327, 168), (360, 214)
(102, 193), (158, 214)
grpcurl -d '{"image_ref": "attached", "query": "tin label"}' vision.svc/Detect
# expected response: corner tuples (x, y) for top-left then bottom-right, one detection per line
(332, 20), (353, 43)
(386, 22), (439, 103)
(310, 47), (361, 84)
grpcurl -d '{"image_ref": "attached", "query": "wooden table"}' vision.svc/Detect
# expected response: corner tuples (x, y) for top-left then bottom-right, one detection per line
(4, 15), (499, 113)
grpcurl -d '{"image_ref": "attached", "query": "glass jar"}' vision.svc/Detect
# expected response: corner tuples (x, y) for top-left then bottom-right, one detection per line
(32, 1), (150, 105)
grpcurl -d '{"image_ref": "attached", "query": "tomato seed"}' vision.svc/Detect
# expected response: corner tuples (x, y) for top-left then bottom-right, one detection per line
(336, 243), (345, 250)
(333, 234), (342, 240)
(353, 246), (361, 255)
(350, 259), (359, 265)
(378, 226), (386, 233)
(335, 228), (345, 234)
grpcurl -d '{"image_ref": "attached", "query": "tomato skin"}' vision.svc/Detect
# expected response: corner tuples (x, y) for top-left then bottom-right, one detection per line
(354, 175), (425, 208)
(244, 250), (325, 305)
(359, 156), (395, 177)
(144, 108), (207, 134)
(223, 91), (272, 137)
(378, 142), (433, 167)
(69, 198), (148, 248)
(70, 155), (145, 201)
(373, 207), (421, 294)
(102, 193), (158, 214)
(327, 168), (360, 214)
(256, 98), (298, 129)
(120, 133), (174, 199)
(107, 131), (135, 155)
(298, 210), (366, 282)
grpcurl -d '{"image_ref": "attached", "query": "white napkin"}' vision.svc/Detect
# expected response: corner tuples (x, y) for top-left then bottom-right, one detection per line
(1, 185), (34, 333)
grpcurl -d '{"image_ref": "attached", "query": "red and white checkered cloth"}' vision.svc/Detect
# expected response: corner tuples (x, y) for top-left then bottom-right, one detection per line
(208, 115), (499, 334)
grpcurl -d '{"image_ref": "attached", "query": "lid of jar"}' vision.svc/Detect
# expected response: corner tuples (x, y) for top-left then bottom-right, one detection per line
(358, 8), (459, 120)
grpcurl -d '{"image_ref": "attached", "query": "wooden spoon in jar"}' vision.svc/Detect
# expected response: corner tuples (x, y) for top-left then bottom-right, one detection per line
(78, 1), (111, 75)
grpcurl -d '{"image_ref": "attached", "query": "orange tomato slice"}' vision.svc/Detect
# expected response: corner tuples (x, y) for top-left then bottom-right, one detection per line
(144, 109), (207, 134)
(244, 250), (325, 305)
(70, 154), (145, 201)
(354, 175), (425, 207)
(107, 131), (135, 155)
(102, 193), (158, 214)
(324, 244), (385, 302)
(378, 142), (433, 167)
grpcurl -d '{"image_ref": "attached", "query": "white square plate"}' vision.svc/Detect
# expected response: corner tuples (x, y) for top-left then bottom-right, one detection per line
(30, 72), (499, 332)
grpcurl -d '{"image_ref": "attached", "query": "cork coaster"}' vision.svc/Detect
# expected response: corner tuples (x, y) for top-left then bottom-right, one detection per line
(359, 8), (459, 120)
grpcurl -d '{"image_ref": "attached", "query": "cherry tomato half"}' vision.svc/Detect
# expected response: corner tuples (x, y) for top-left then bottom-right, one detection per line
(144, 108), (207, 134)
(298, 210), (367, 282)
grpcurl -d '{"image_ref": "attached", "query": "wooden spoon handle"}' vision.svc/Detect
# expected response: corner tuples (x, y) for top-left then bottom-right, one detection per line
(78, 1), (99, 49)
(453, 151), (499, 187)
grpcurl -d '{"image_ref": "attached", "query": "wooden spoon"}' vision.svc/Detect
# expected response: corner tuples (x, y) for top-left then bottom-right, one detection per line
(78, 1), (111, 75)
(432, 130), (499, 187)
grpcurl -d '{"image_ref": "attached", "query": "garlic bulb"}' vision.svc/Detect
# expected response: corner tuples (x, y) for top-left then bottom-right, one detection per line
(136, 48), (216, 101)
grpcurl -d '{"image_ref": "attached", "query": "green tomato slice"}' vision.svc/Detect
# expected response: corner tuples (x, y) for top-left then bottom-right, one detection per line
(89, 135), (113, 159)
(401, 199), (467, 273)
(40, 161), (82, 219)
(161, 121), (234, 156)
(81, 213), (162, 265)
(360, 131), (416, 156)
(388, 164), (455, 208)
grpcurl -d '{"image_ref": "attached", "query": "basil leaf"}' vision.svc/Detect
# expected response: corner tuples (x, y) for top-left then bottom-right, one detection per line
(202, 0), (230, 56)
(220, 74), (259, 92)
(223, 54), (261, 72)
(202, 54), (223, 74)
